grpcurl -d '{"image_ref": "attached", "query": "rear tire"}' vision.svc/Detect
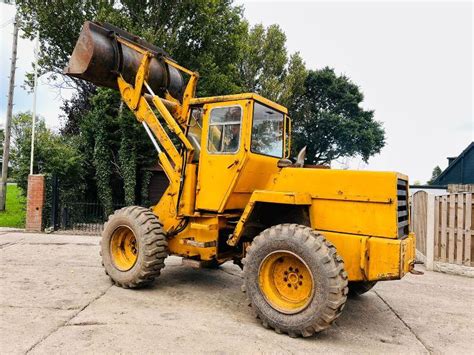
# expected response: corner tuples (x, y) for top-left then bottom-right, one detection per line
(348, 281), (377, 297)
(101, 206), (167, 288)
(243, 224), (348, 337)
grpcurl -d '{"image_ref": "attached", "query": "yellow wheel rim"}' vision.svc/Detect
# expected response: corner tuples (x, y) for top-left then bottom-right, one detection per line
(258, 251), (314, 314)
(110, 226), (138, 271)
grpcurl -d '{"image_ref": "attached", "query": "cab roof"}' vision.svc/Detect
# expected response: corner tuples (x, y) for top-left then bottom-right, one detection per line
(189, 93), (288, 114)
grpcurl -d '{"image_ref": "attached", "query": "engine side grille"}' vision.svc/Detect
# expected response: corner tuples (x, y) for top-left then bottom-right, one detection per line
(397, 179), (409, 238)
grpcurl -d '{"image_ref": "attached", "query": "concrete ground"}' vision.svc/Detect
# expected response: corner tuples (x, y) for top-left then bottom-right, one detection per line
(1, 231), (473, 354)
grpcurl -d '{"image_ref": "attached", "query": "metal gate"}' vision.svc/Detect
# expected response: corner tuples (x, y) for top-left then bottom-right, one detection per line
(49, 175), (124, 234)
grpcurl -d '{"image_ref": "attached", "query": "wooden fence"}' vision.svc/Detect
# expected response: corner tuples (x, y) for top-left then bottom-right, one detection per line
(434, 193), (472, 266)
(412, 191), (428, 256)
(411, 191), (473, 273)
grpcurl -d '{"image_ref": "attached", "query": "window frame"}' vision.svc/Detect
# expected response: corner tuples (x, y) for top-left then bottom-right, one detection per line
(250, 101), (285, 159)
(206, 104), (243, 155)
(186, 106), (204, 162)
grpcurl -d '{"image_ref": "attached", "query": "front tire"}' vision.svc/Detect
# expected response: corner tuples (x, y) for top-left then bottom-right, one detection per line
(243, 224), (348, 337)
(101, 206), (167, 288)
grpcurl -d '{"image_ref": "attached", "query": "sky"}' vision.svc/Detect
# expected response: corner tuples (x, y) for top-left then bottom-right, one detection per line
(1, 1), (473, 183)
(0, 3), (74, 132)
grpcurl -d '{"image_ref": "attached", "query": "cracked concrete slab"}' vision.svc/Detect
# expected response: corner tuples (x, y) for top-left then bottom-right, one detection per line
(0, 236), (110, 311)
(0, 243), (102, 268)
(0, 232), (25, 245)
(60, 267), (426, 353)
(375, 271), (474, 353)
(0, 306), (75, 354)
(8, 233), (100, 245)
(0, 263), (111, 310)
(1, 231), (472, 353)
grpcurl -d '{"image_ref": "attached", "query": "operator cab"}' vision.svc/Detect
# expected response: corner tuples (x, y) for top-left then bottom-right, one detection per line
(186, 94), (290, 212)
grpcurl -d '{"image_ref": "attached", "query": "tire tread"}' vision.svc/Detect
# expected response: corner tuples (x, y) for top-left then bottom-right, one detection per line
(242, 223), (348, 338)
(101, 206), (167, 288)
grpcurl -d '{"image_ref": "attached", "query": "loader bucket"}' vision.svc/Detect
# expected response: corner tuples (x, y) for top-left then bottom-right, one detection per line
(64, 21), (184, 100)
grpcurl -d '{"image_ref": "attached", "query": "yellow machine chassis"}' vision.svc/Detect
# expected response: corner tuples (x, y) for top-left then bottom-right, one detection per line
(113, 38), (415, 284)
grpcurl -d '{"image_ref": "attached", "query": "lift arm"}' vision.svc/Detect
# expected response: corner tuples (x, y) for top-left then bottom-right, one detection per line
(115, 35), (197, 208)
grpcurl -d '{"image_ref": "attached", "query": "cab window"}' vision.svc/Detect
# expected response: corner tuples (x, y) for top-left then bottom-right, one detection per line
(207, 106), (242, 154)
(251, 102), (284, 158)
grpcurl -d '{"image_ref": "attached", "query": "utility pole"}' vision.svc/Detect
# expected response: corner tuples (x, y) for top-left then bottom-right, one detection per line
(0, 12), (19, 211)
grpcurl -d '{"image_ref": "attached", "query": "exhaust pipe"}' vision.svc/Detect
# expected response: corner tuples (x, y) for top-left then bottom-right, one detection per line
(64, 21), (185, 100)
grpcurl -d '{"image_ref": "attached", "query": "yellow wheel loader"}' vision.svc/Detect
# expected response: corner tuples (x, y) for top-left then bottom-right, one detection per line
(65, 22), (416, 337)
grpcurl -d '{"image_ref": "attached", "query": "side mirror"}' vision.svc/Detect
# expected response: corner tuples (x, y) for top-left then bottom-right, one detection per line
(277, 158), (293, 168)
(294, 146), (306, 167)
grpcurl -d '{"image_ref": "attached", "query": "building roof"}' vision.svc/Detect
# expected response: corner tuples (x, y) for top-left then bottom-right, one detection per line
(433, 142), (474, 185)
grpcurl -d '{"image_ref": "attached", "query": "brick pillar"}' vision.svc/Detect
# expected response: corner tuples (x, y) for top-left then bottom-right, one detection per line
(26, 174), (45, 232)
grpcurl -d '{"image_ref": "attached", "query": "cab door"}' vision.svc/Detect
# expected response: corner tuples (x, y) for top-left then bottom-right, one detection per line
(195, 100), (249, 212)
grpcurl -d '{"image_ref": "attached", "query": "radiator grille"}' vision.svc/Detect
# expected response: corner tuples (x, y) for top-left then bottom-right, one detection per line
(397, 179), (409, 238)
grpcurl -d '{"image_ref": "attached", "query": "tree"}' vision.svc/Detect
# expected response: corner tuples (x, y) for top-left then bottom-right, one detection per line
(239, 24), (307, 106)
(427, 166), (442, 185)
(279, 52), (308, 109)
(240, 24), (287, 99)
(291, 68), (385, 165)
(16, 0), (247, 97)
(10, 112), (84, 191)
(77, 89), (156, 211)
(59, 84), (96, 136)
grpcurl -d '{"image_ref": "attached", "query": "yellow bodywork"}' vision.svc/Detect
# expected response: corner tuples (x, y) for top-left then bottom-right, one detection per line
(114, 41), (415, 283)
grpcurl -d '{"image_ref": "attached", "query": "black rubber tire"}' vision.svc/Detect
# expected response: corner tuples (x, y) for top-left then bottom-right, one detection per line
(348, 281), (377, 297)
(101, 206), (167, 288)
(242, 224), (348, 337)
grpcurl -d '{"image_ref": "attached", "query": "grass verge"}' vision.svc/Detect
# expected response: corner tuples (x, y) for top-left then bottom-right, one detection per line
(0, 184), (26, 228)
